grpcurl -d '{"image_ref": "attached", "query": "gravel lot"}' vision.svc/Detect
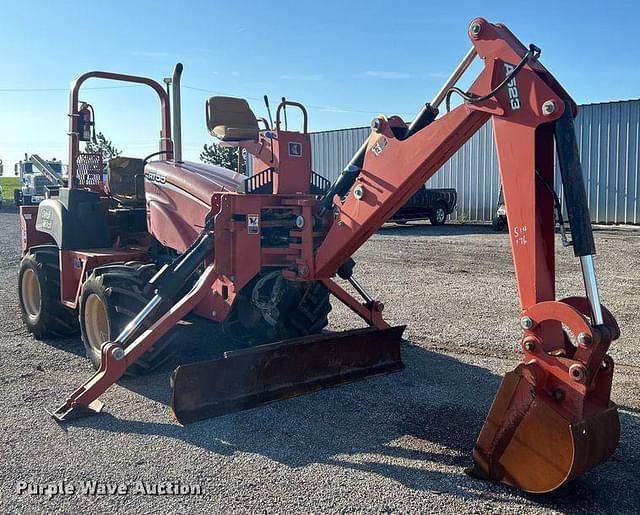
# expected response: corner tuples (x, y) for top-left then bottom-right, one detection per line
(1, 206), (638, 514)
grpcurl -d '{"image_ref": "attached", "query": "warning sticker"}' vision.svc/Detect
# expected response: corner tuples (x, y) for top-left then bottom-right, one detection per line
(248, 214), (260, 234)
(371, 136), (388, 156)
(288, 142), (302, 157)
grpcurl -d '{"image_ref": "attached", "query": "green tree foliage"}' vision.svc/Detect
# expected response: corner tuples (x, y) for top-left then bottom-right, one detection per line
(85, 132), (122, 161)
(200, 143), (246, 174)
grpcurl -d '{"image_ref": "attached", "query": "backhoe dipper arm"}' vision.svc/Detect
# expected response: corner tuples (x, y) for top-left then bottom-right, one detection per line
(314, 18), (621, 493)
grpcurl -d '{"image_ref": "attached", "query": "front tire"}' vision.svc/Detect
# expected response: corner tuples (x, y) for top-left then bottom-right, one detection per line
(79, 263), (176, 376)
(18, 246), (79, 339)
(430, 204), (448, 226)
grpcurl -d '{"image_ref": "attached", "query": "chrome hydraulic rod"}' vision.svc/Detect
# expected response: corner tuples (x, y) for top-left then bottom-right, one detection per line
(404, 47), (477, 138)
(580, 255), (605, 326)
(118, 295), (163, 345)
(348, 276), (374, 306)
(429, 47), (477, 110)
(116, 229), (215, 353)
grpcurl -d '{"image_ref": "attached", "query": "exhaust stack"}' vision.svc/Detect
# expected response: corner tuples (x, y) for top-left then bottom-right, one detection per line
(172, 63), (183, 163)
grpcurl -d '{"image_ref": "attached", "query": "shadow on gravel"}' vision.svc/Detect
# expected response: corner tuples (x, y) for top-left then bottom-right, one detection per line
(40, 336), (86, 358)
(0, 204), (20, 215)
(65, 325), (640, 512)
(378, 222), (639, 240)
(378, 222), (495, 238)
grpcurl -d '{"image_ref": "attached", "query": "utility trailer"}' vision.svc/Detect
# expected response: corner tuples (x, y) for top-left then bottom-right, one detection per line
(389, 186), (457, 225)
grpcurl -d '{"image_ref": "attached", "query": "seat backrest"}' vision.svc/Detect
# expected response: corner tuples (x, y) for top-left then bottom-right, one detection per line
(107, 156), (145, 205)
(206, 96), (259, 142)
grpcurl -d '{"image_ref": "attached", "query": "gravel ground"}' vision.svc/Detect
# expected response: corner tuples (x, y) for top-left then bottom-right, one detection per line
(1, 206), (638, 514)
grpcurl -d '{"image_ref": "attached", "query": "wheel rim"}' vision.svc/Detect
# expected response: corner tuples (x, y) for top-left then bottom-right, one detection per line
(85, 293), (110, 350)
(22, 269), (42, 318)
(436, 208), (446, 223)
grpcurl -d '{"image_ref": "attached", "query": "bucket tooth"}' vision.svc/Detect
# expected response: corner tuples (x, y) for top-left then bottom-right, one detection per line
(170, 326), (405, 424)
(471, 366), (620, 493)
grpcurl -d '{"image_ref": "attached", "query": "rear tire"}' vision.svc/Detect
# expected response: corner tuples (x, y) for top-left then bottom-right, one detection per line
(430, 204), (448, 226)
(222, 273), (331, 345)
(492, 216), (507, 232)
(79, 262), (176, 376)
(18, 246), (79, 339)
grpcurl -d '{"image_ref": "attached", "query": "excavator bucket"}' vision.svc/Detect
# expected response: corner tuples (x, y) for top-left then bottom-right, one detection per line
(171, 326), (404, 424)
(470, 366), (620, 493)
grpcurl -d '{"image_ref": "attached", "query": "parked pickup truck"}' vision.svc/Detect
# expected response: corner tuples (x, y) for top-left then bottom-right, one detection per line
(389, 186), (457, 225)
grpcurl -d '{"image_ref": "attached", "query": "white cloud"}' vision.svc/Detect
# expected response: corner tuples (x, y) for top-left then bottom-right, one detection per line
(130, 50), (180, 59)
(279, 74), (324, 81)
(316, 106), (352, 113)
(362, 71), (414, 80)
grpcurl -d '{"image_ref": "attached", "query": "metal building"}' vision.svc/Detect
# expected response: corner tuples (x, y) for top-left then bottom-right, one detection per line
(309, 99), (640, 224)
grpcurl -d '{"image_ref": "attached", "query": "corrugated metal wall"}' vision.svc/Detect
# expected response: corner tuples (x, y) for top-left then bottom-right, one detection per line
(309, 99), (640, 224)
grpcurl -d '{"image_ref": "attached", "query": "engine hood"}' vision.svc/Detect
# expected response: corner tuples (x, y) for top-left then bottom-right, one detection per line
(144, 160), (244, 205)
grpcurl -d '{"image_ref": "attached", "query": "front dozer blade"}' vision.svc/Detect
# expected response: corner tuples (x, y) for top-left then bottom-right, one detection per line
(471, 366), (620, 493)
(171, 325), (405, 424)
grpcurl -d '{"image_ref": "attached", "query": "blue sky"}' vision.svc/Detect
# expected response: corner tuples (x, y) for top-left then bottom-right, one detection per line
(0, 0), (638, 170)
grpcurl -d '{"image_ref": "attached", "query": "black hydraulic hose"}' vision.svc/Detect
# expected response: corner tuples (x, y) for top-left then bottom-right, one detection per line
(152, 229), (215, 300)
(554, 101), (595, 257)
(319, 142), (367, 211)
(320, 105), (440, 212)
(535, 170), (571, 247)
(403, 103), (439, 139)
(143, 150), (171, 165)
(444, 44), (541, 112)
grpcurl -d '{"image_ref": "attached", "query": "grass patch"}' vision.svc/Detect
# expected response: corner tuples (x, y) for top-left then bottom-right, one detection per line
(0, 177), (20, 203)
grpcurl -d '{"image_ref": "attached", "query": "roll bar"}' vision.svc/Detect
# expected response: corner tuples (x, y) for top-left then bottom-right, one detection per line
(275, 101), (308, 133)
(67, 71), (173, 187)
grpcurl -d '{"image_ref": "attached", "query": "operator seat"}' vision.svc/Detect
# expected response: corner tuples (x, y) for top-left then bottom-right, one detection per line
(107, 156), (145, 205)
(206, 96), (259, 142)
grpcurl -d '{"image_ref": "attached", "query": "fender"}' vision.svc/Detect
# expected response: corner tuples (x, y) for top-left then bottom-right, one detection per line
(35, 189), (111, 250)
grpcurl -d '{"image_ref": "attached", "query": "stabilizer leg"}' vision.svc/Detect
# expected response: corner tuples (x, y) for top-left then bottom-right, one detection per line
(49, 230), (216, 422)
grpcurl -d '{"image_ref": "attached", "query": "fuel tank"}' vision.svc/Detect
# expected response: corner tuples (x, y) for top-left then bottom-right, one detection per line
(144, 160), (245, 252)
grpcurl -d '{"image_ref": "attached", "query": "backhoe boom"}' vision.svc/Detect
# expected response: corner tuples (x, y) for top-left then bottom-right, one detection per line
(312, 18), (619, 492)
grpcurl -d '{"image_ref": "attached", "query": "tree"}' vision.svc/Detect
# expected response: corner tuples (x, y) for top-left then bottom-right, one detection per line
(84, 132), (122, 161)
(200, 143), (246, 174)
